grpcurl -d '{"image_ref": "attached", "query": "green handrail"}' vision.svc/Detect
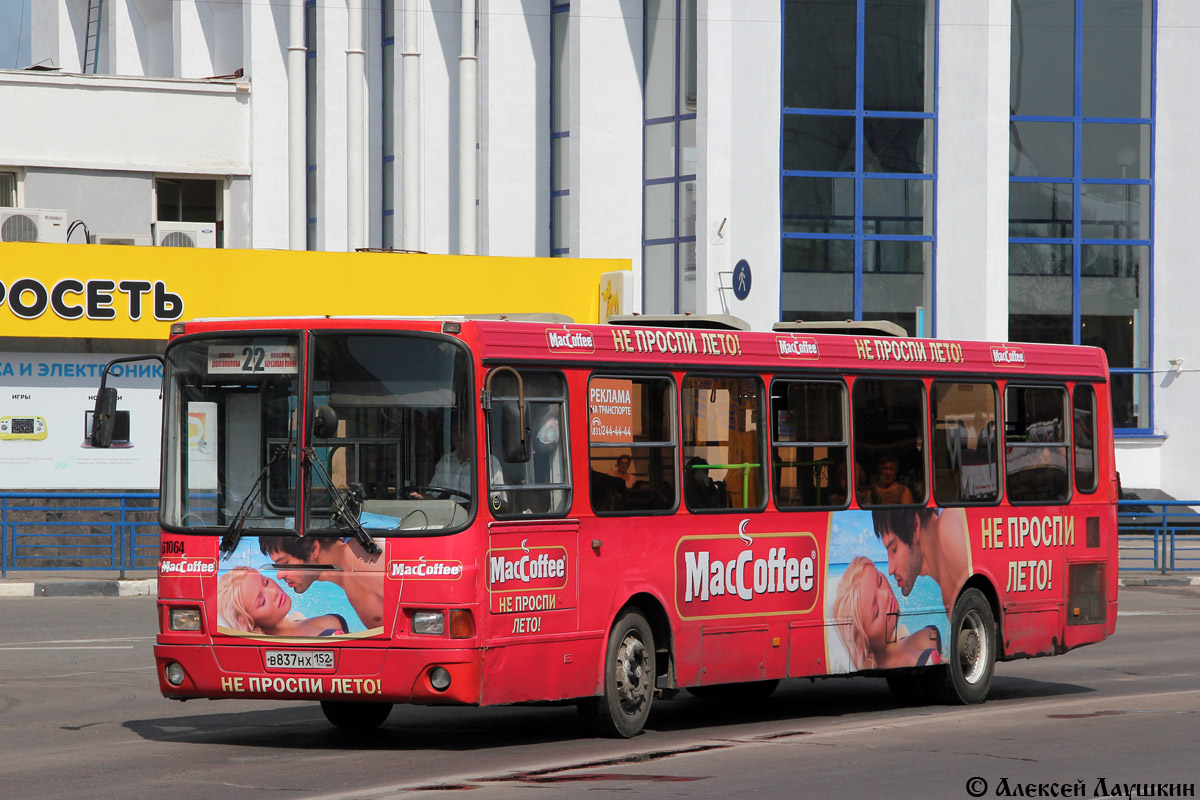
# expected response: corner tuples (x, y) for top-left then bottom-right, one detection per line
(687, 461), (761, 508)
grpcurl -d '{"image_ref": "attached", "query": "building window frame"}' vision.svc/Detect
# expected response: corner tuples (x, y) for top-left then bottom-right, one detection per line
(1008, 0), (1156, 435)
(306, 0), (318, 250)
(551, 2), (571, 257)
(382, 0), (396, 248)
(0, 170), (20, 208)
(642, 0), (698, 313)
(780, 0), (938, 336)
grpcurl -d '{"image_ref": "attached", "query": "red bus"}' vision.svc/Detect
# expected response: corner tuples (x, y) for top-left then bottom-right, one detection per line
(93, 314), (1117, 737)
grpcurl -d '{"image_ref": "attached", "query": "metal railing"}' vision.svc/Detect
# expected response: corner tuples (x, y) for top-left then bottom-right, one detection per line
(0, 492), (160, 578)
(1, 493), (1195, 578)
(1118, 499), (1200, 574)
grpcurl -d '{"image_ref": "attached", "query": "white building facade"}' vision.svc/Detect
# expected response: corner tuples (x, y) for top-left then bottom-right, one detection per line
(0, 0), (1194, 497)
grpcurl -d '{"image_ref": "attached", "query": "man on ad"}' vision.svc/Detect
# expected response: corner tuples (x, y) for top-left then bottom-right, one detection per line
(871, 507), (970, 613)
(258, 535), (385, 630)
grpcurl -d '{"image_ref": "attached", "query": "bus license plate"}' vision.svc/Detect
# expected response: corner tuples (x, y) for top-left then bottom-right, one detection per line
(264, 650), (334, 670)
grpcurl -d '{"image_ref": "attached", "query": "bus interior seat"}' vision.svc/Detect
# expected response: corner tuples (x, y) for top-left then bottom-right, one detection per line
(629, 478), (674, 511)
(590, 469), (628, 511)
(685, 474), (727, 509)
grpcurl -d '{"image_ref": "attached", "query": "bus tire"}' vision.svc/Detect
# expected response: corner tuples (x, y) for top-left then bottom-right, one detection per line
(320, 700), (393, 730)
(578, 608), (655, 738)
(687, 680), (779, 701)
(934, 588), (996, 704)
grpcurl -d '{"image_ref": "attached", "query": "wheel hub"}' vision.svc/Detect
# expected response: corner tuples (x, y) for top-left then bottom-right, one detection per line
(961, 629), (980, 664)
(615, 635), (649, 713)
(958, 609), (988, 685)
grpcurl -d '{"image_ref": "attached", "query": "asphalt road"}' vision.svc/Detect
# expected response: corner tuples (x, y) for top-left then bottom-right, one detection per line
(1, 586), (1197, 800)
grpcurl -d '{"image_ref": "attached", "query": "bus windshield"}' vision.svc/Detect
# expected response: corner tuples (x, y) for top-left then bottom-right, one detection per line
(161, 331), (474, 534)
(162, 335), (302, 531)
(305, 332), (474, 534)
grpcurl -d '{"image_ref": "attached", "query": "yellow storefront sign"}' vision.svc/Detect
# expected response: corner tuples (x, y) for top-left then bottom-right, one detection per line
(0, 243), (630, 339)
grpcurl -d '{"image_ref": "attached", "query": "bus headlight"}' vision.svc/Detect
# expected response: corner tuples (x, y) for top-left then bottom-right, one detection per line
(164, 662), (186, 686)
(412, 611), (445, 635)
(169, 607), (202, 631)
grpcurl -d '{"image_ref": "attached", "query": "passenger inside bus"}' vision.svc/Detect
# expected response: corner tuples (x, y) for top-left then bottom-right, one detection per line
(608, 454), (637, 489)
(868, 453), (915, 505)
(854, 460), (871, 503)
(428, 418), (472, 498)
(589, 450), (675, 513)
(826, 461), (850, 505)
(590, 467), (629, 512)
(685, 456), (727, 509)
(409, 415), (502, 504)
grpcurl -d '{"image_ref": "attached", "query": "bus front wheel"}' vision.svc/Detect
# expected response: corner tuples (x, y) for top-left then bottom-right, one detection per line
(579, 608), (655, 738)
(931, 588), (996, 704)
(320, 700), (393, 730)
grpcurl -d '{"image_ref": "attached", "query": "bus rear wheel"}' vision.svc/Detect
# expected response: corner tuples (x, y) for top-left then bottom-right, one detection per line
(579, 608), (655, 738)
(320, 700), (393, 730)
(930, 588), (996, 704)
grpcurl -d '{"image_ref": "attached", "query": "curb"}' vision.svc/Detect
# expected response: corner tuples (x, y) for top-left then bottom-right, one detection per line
(0, 579), (157, 598)
(1118, 575), (1200, 587)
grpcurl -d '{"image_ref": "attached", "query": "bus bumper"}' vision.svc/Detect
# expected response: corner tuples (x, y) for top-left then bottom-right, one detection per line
(153, 644), (483, 706)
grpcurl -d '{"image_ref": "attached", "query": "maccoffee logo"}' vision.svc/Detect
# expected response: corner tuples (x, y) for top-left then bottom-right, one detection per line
(991, 346), (1026, 366)
(776, 335), (820, 359)
(388, 558), (463, 580)
(160, 557), (217, 576)
(675, 524), (820, 620)
(487, 542), (568, 591)
(546, 327), (595, 353)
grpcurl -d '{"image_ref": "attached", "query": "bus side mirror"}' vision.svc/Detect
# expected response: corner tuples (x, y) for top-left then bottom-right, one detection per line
(313, 405), (339, 438)
(90, 387), (119, 448)
(499, 401), (530, 463)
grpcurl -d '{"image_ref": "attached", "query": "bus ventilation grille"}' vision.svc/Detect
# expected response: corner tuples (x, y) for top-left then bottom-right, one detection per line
(1066, 562), (1105, 626)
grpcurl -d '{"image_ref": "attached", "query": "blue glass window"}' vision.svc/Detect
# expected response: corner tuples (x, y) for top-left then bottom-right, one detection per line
(782, 0), (936, 337)
(643, 0), (697, 313)
(382, 1), (395, 248)
(1009, 0), (1154, 433)
(305, 0), (317, 250)
(551, 4), (570, 256)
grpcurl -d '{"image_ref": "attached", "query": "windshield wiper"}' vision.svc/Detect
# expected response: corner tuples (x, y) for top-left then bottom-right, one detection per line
(304, 446), (381, 555)
(220, 445), (289, 555)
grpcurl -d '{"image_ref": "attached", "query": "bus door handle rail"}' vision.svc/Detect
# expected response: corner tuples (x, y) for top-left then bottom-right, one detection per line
(687, 462), (762, 508)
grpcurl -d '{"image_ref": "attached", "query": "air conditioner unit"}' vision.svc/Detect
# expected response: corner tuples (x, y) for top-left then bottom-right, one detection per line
(153, 221), (217, 248)
(0, 208), (69, 244)
(91, 233), (153, 246)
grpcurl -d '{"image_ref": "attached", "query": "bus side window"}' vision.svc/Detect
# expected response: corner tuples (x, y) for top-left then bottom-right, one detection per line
(852, 378), (927, 507)
(588, 375), (676, 514)
(485, 370), (571, 518)
(682, 375), (765, 512)
(1073, 384), (1098, 494)
(1005, 385), (1070, 504)
(770, 379), (848, 509)
(931, 382), (999, 505)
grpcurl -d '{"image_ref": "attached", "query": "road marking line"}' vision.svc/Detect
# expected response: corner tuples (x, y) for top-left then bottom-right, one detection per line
(8, 666), (157, 680)
(0, 636), (152, 647)
(0, 646), (136, 651)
